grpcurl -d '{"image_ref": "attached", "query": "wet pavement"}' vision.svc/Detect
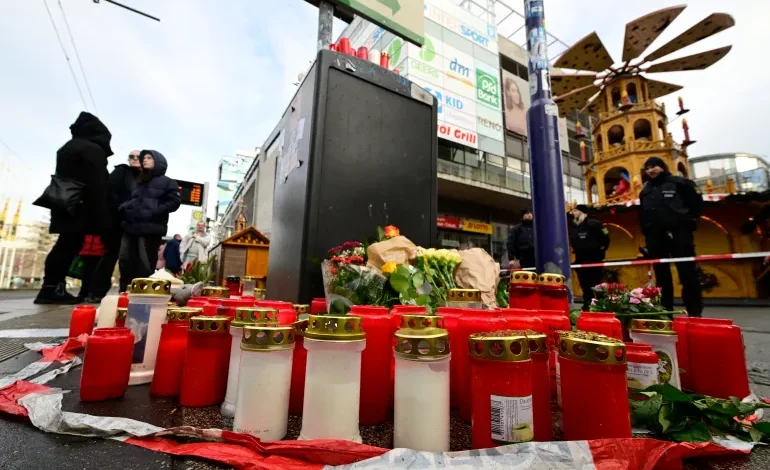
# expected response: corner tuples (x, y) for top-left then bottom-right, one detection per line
(0, 295), (769, 469)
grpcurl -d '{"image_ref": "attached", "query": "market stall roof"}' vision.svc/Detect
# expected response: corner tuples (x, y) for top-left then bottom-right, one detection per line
(587, 190), (770, 214)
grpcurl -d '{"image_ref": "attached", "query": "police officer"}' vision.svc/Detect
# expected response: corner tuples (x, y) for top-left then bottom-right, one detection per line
(569, 204), (610, 310)
(507, 208), (535, 269)
(640, 156), (704, 316)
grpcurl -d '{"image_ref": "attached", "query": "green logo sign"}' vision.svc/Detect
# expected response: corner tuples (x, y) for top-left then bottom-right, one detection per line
(476, 69), (500, 108)
(387, 38), (403, 66)
(376, 0), (401, 14)
(419, 36), (436, 63)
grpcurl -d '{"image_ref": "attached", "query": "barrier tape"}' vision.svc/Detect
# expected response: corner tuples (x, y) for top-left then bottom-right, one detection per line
(502, 251), (770, 273)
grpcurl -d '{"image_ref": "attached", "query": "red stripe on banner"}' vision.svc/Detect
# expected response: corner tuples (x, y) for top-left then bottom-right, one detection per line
(38, 335), (87, 363)
(586, 438), (749, 470)
(0, 381), (53, 417)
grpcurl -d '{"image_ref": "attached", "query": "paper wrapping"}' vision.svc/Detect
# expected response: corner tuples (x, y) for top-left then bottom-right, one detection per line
(366, 236), (416, 270)
(453, 248), (500, 308)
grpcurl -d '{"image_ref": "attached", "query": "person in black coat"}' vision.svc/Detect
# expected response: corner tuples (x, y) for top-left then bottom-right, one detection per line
(84, 150), (141, 301)
(118, 150), (181, 284)
(164, 234), (183, 274)
(640, 156), (704, 316)
(35, 112), (112, 305)
(569, 204), (610, 310)
(507, 208), (535, 269)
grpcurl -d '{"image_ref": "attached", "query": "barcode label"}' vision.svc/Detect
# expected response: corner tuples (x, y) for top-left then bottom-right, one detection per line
(490, 394), (534, 443)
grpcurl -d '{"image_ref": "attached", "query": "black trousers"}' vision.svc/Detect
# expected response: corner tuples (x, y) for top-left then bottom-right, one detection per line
(577, 265), (604, 311)
(89, 229), (122, 297)
(77, 256), (100, 298)
(646, 229), (703, 316)
(119, 233), (162, 288)
(42, 233), (85, 287)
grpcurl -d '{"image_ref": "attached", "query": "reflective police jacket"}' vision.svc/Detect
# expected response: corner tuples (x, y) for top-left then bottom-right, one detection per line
(570, 218), (610, 262)
(639, 173), (703, 235)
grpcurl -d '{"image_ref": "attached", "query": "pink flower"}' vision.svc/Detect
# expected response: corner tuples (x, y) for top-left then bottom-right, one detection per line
(629, 297), (641, 304)
(631, 288), (644, 298)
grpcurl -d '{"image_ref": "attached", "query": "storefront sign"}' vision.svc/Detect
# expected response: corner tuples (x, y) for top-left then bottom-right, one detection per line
(423, 0), (498, 53)
(437, 215), (462, 230)
(476, 68), (500, 109)
(476, 103), (504, 141)
(325, 0), (426, 46)
(462, 219), (494, 235)
(438, 121), (478, 148)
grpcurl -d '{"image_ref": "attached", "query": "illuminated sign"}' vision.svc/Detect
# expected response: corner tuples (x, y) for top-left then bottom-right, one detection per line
(176, 179), (204, 207)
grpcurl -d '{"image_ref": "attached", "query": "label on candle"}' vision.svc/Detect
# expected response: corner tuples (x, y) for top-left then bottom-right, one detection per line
(490, 394), (534, 444)
(627, 361), (658, 390)
(126, 303), (152, 364)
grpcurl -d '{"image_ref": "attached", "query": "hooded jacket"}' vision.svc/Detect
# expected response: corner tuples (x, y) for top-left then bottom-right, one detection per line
(120, 150), (181, 236)
(108, 163), (139, 225)
(49, 112), (113, 234)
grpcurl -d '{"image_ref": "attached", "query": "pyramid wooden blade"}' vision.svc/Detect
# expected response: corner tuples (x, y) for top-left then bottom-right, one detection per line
(622, 5), (687, 62)
(646, 79), (683, 99)
(554, 84), (601, 117)
(550, 70), (598, 97)
(553, 32), (615, 72)
(643, 13), (735, 63)
(646, 46), (732, 73)
(579, 91), (602, 116)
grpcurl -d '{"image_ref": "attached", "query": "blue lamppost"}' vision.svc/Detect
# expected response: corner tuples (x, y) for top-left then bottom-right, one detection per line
(523, 1), (572, 292)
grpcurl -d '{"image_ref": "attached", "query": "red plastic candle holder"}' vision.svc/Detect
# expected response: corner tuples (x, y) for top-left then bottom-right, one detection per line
(470, 332), (533, 449)
(150, 323), (189, 397)
(351, 305), (391, 424)
(69, 305), (96, 338)
(337, 37), (352, 56)
(577, 312), (623, 340)
(498, 309), (546, 334)
(379, 52), (389, 68)
(436, 307), (471, 408)
(118, 292), (129, 308)
(310, 298), (327, 314)
(507, 271), (540, 310)
(357, 46), (369, 61)
(457, 314), (508, 422)
(179, 316), (232, 407)
(538, 274), (569, 313)
(80, 327), (134, 401)
(528, 334), (552, 441)
(625, 343), (659, 391)
(217, 298), (254, 320)
(536, 310), (571, 396)
(289, 320), (309, 415)
(688, 321), (750, 399)
(255, 300), (297, 325)
(225, 276), (242, 296)
(674, 317), (732, 391)
(558, 332), (630, 440)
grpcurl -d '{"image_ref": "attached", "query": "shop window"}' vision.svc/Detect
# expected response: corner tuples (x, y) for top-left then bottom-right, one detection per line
(507, 158), (522, 172)
(507, 170), (525, 192)
(608, 125), (625, 147)
(506, 135), (524, 158)
(487, 153), (504, 167)
(633, 119), (652, 141)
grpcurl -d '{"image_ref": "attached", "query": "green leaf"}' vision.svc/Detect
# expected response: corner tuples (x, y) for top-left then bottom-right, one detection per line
(396, 264), (411, 278)
(413, 272), (425, 288)
(671, 422), (713, 443)
(632, 394), (663, 427)
(416, 294), (430, 306)
(749, 428), (763, 443)
(659, 404), (673, 433)
(753, 422), (770, 435)
(390, 273), (410, 294)
(645, 384), (693, 403)
(377, 226), (385, 242)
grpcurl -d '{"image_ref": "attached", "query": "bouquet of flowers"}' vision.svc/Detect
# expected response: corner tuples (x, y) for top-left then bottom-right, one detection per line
(413, 248), (463, 307)
(321, 241), (386, 314)
(590, 283), (666, 314)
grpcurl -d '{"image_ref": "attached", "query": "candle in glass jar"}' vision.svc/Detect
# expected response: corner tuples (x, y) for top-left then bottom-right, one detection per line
(447, 289), (483, 309)
(179, 316), (232, 407)
(629, 319), (681, 389)
(507, 271), (540, 310)
(80, 327), (134, 401)
(538, 274), (569, 313)
(242, 276), (258, 297)
(125, 278), (172, 385)
(394, 325), (450, 452)
(225, 276), (242, 296)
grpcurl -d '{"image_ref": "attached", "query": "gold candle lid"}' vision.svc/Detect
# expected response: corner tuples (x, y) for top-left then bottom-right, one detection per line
(538, 273), (566, 286)
(202, 286), (230, 298)
(400, 314), (445, 329)
(241, 325), (295, 351)
(293, 304), (310, 320)
(303, 315), (365, 342)
(509, 271), (538, 285)
(292, 318), (309, 336)
(116, 308), (128, 320)
(231, 307), (279, 327)
(448, 288), (481, 302)
(254, 288), (266, 296)
(524, 330), (548, 355)
(166, 307), (203, 323)
(558, 331), (626, 364)
(630, 318), (676, 335)
(394, 327), (450, 361)
(243, 276), (258, 282)
(469, 330), (531, 362)
(189, 315), (230, 333)
(128, 278), (171, 296)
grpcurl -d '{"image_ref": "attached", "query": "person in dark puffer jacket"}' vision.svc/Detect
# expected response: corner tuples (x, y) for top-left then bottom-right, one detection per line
(118, 150), (181, 285)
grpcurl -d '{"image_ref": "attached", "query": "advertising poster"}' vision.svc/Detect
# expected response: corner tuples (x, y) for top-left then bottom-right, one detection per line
(502, 69), (530, 136)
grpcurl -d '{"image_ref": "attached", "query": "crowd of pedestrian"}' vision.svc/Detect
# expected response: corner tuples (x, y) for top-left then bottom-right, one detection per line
(507, 156), (704, 317)
(33, 112), (183, 305)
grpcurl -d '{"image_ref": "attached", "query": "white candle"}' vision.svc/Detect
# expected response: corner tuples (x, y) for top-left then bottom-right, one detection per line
(125, 278), (171, 386)
(394, 356), (450, 451)
(95, 294), (119, 329)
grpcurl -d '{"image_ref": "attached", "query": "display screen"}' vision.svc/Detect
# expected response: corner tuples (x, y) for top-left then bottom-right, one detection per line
(176, 179), (204, 207)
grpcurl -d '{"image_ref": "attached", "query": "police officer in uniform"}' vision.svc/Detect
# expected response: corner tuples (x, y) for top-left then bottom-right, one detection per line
(569, 204), (610, 310)
(507, 208), (535, 269)
(640, 157), (704, 316)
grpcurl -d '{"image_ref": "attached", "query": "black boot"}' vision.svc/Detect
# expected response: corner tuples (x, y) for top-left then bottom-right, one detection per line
(34, 283), (79, 305)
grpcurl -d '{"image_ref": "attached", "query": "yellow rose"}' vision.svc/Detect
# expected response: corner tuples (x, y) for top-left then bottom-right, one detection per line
(382, 261), (398, 274)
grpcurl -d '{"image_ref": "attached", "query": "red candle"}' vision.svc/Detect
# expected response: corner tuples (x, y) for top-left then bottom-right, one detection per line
(116, 307), (127, 328)
(337, 37), (352, 56)
(351, 305), (391, 424)
(179, 316), (232, 407)
(688, 322), (750, 399)
(558, 331), (630, 440)
(674, 317), (732, 391)
(527, 333), (552, 441)
(380, 52), (390, 68)
(470, 331), (533, 449)
(289, 319), (309, 414)
(357, 46), (369, 61)
(625, 343), (659, 391)
(80, 327), (134, 401)
(310, 298), (326, 314)
(166, 307), (202, 324)
(498, 309), (546, 333)
(508, 271), (540, 310)
(217, 298), (253, 320)
(203, 302), (219, 316)
(150, 323), (189, 397)
(536, 310), (571, 397)
(118, 292), (129, 308)
(436, 306), (469, 408)
(577, 312), (623, 340)
(255, 300), (297, 325)
(458, 314), (508, 422)
(69, 305), (96, 337)
(538, 274), (569, 313)
(225, 276), (242, 296)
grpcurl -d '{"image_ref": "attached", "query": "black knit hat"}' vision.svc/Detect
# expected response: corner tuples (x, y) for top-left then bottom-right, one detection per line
(574, 204), (590, 213)
(644, 156), (668, 171)
(521, 208), (532, 215)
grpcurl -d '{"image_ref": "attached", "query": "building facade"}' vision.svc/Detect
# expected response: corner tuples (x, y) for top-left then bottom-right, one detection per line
(220, 0), (591, 264)
(689, 152), (770, 194)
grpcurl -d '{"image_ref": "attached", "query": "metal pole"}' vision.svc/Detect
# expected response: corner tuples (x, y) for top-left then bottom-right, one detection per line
(0, 242), (8, 288)
(317, 0), (334, 51)
(523, 1), (572, 291)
